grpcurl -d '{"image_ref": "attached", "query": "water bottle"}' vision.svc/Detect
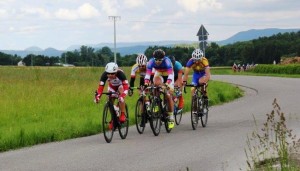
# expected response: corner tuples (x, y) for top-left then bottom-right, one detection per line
(145, 101), (150, 112)
(114, 105), (120, 116)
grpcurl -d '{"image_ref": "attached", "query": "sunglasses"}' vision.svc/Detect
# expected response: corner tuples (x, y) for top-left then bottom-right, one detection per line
(154, 58), (163, 62)
(138, 65), (146, 67)
(107, 73), (116, 76)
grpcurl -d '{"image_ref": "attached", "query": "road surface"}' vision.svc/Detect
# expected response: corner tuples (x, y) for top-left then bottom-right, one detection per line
(0, 75), (299, 171)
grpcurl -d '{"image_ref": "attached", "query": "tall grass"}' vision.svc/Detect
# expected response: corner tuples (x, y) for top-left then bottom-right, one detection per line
(245, 99), (300, 170)
(0, 66), (243, 152)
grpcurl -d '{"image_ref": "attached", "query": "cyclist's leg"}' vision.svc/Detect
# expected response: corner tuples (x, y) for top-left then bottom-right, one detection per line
(198, 74), (208, 98)
(174, 79), (184, 109)
(163, 75), (175, 129)
(117, 85), (126, 122)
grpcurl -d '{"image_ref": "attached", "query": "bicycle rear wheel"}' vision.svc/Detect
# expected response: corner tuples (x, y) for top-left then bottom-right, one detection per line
(191, 95), (199, 130)
(103, 103), (114, 143)
(135, 98), (145, 134)
(150, 98), (161, 136)
(118, 104), (129, 139)
(200, 98), (208, 127)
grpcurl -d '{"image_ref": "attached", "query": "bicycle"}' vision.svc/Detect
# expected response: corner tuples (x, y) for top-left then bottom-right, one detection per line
(101, 92), (129, 143)
(149, 84), (173, 136)
(173, 86), (183, 125)
(131, 86), (152, 134)
(184, 83), (209, 130)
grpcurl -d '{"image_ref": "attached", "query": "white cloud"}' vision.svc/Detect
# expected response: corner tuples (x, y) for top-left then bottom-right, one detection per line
(55, 3), (100, 20)
(124, 0), (144, 8)
(77, 3), (100, 19)
(130, 7), (162, 31)
(20, 7), (51, 18)
(0, 9), (8, 18)
(100, 0), (119, 16)
(177, 0), (222, 12)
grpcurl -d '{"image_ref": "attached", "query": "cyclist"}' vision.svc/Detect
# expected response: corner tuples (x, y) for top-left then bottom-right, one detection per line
(169, 55), (184, 110)
(128, 54), (155, 96)
(94, 62), (129, 125)
(182, 49), (211, 100)
(144, 49), (175, 129)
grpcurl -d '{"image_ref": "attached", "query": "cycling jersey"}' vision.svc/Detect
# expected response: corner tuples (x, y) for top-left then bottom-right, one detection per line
(130, 63), (146, 78)
(185, 57), (209, 86)
(97, 70), (129, 95)
(145, 56), (174, 84)
(186, 57), (209, 72)
(173, 61), (183, 81)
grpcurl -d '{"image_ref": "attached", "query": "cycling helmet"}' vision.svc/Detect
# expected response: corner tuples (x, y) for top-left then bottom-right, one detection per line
(170, 55), (176, 66)
(136, 54), (147, 65)
(105, 62), (118, 73)
(153, 49), (165, 59)
(192, 49), (204, 60)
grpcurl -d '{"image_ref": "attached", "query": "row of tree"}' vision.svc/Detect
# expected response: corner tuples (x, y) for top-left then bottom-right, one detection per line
(1, 31), (299, 67)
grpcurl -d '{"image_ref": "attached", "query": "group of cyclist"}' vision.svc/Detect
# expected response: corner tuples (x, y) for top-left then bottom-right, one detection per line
(94, 48), (211, 130)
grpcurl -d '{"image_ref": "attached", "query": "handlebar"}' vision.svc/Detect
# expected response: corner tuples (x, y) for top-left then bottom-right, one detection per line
(183, 83), (206, 94)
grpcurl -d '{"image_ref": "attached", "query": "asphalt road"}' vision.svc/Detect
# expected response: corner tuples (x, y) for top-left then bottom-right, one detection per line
(1, 75), (299, 171)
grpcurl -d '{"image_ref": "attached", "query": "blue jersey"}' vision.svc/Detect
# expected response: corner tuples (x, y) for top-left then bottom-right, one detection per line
(145, 56), (174, 82)
(173, 61), (183, 79)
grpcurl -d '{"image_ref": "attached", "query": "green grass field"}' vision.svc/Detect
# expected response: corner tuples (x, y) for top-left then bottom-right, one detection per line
(0, 66), (243, 152)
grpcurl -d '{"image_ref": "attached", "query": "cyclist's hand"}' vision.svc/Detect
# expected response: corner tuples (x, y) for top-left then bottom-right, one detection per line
(144, 79), (150, 86)
(94, 91), (101, 103)
(128, 88), (133, 97)
(182, 81), (187, 86)
(119, 93), (126, 103)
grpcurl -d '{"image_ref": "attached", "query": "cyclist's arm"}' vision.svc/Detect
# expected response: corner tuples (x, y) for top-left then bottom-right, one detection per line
(118, 71), (129, 95)
(203, 67), (211, 83)
(183, 67), (191, 82)
(97, 72), (108, 94)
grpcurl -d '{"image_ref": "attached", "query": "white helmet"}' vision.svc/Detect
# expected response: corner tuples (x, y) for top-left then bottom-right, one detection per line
(192, 49), (204, 60)
(136, 54), (147, 65)
(105, 62), (118, 73)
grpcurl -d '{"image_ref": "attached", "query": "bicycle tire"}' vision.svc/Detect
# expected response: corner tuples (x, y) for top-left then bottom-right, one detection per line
(118, 104), (129, 139)
(103, 102), (114, 143)
(174, 104), (183, 125)
(135, 98), (145, 134)
(200, 98), (208, 127)
(149, 97), (161, 136)
(191, 95), (199, 130)
(163, 103), (172, 133)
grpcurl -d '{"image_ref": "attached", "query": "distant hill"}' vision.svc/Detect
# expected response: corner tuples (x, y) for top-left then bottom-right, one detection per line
(217, 28), (300, 45)
(1, 28), (299, 57)
(1, 48), (64, 58)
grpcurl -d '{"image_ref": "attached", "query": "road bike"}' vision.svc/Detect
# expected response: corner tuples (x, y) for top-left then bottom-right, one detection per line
(184, 83), (209, 130)
(131, 86), (153, 134)
(101, 92), (129, 143)
(149, 84), (173, 136)
(173, 86), (183, 125)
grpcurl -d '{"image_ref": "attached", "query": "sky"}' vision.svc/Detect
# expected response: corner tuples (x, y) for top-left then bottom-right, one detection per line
(0, 0), (299, 50)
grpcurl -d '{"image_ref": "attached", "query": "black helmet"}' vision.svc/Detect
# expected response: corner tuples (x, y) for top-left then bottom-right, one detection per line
(170, 55), (176, 66)
(153, 49), (165, 59)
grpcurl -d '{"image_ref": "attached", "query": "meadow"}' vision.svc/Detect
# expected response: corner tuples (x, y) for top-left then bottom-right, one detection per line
(0, 66), (243, 152)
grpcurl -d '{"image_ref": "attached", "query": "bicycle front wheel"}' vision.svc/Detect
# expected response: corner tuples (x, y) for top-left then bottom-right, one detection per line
(174, 104), (183, 125)
(191, 95), (199, 130)
(103, 103), (114, 143)
(200, 98), (208, 127)
(118, 104), (129, 139)
(135, 98), (145, 134)
(149, 98), (161, 136)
